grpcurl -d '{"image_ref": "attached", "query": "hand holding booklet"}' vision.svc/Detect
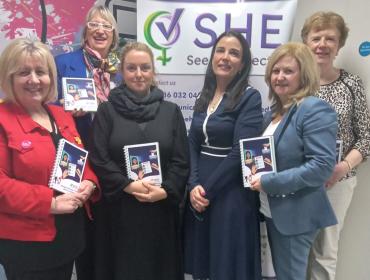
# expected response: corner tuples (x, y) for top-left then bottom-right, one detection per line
(239, 136), (276, 188)
(49, 139), (88, 193)
(62, 77), (98, 112)
(124, 142), (162, 185)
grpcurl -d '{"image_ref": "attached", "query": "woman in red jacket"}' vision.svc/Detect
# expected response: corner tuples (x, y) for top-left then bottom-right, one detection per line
(0, 38), (99, 280)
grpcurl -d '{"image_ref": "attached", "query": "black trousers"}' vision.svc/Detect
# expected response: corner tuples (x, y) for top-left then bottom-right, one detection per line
(4, 261), (73, 280)
(75, 212), (94, 280)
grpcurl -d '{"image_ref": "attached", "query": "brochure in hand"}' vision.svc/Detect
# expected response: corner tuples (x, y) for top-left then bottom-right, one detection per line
(123, 142), (162, 185)
(239, 136), (276, 188)
(336, 139), (343, 163)
(49, 139), (88, 193)
(62, 77), (98, 112)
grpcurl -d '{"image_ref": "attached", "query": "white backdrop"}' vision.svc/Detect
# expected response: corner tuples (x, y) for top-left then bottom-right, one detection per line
(293, 1), (370, 279)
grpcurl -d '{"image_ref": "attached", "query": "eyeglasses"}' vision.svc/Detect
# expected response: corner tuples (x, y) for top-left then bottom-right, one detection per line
(87, 21), (114, 32)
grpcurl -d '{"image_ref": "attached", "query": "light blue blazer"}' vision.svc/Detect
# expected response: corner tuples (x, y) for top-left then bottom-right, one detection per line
(261, 96), (338, 236)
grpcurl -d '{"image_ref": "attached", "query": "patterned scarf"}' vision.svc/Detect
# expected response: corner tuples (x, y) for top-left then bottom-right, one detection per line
(83, 45), (120, 103)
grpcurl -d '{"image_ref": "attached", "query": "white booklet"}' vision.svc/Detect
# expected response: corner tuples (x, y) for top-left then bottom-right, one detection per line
(62, 77), (98, 112)
(123, 142), (162, 185)
(49, 139), (88, 193)
(239, 136), (277, 188)
(336, 139), (343, 163)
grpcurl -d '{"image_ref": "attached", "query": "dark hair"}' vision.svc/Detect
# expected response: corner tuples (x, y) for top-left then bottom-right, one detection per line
(194, 30), (252, 112)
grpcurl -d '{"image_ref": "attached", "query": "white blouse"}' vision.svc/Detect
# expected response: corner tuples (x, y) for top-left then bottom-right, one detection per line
(259, 120), (280, 218)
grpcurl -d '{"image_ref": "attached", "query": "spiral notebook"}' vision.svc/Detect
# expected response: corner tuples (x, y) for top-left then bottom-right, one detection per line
(49, 139), (88, 193)
(239, 136), (276, 188)
(123, 142), (162, 185)
(62, 77), (98, 112)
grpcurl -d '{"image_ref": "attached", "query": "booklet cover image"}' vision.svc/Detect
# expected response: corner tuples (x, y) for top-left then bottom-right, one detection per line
(124, 142), (162, 185)
(62, 77), (98, 112)
(49, 139), (88, 193)
(240, 136), (276, 188)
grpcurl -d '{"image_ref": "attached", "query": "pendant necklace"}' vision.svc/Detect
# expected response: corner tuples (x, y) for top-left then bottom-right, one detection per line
(208, 92), (224, 113)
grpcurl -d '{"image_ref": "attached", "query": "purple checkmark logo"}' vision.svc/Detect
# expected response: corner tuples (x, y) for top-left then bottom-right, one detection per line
(144, 9), (184, 66)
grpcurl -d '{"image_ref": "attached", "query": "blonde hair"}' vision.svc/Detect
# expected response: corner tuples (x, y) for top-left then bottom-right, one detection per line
(0, 38), (57, 104)
(301, 11), (349, 49)
(265, 42), (319, 116)
(82, 5), (118, 51)
(120, 42), (157, 85)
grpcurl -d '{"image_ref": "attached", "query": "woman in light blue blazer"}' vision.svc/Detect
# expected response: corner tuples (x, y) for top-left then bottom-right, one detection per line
(251, 42), (338, 280)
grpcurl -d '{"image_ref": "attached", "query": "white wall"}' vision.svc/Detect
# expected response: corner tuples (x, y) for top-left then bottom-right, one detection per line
(293, 1), (370, 279)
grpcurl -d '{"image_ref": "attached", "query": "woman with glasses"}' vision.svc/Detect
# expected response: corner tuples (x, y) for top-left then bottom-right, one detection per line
(89, 41), (189, 280)
(55, 5), (121, 146)
(54, 5), (122, 280)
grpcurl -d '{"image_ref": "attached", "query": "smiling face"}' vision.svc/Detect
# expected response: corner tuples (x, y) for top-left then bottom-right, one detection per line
(122, 50), (154, 96)
(305, 27), (340, 68)
(270, 55), (301, 104)
(211, 36), (244, 87)
(85, 13), (114, 58)
(12, 55), (51, 110)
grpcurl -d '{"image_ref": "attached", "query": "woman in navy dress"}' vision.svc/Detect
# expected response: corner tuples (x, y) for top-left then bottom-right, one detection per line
(184, 31), (263, 280)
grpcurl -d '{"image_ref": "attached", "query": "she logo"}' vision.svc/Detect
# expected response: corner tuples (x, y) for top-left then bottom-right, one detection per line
(144, 9), (184, 66)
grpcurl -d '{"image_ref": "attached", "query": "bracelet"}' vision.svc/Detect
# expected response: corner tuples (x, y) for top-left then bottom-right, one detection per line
(343, 159), (352, 171)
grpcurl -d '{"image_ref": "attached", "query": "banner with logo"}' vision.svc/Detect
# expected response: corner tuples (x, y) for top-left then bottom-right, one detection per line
(138, 2), (297, 278)
(138, 0), (297, 137)
(137, 0), (297, 75)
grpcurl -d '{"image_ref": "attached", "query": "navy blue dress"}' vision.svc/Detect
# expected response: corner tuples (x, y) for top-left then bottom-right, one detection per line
(184, 87), (263, 280)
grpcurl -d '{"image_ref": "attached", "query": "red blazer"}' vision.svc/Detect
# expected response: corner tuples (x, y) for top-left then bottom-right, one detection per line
(0, 103), (99, 242)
